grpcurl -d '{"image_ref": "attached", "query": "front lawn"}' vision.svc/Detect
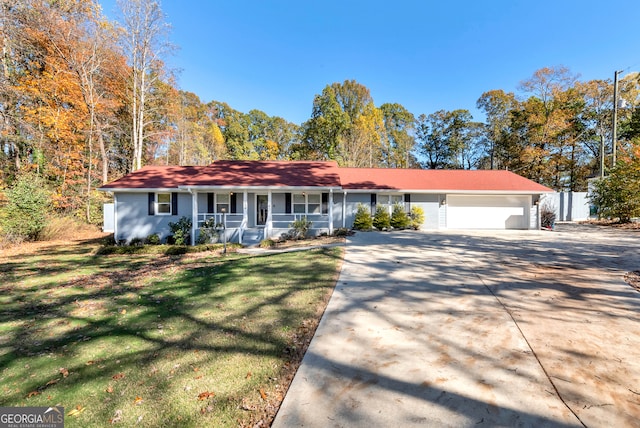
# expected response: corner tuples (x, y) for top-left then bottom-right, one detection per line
(0, 240), (343, 427)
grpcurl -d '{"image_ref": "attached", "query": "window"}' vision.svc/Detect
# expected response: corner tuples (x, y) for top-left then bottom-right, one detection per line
(308, 194), (321, 214)
(293, 193), (305, 213)
(156, 193), (172, 215)
(216, 193), (229, 213)
(292, 193), (324, 215)
(377, 194), (403, 213)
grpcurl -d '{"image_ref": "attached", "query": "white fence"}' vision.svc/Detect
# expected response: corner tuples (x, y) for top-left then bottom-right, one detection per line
(542, 192), (591, 222)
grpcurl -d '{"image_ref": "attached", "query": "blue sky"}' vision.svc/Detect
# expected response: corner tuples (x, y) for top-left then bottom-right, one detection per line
(99, 0), (640, 125)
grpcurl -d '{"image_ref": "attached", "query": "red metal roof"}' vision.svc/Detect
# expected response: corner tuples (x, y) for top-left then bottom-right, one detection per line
(100, 160), (343, 189)
(100, 161), (553, 193)
(338, 167), (554, 192)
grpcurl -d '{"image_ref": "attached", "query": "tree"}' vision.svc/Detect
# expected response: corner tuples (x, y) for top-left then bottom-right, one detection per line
(380, 103), (417, 168)
(298, 80), (385, 166)
(117, 0), (172, 171)
(590, 157), (640, 222)
(476, 89), (517, 169)
(0, 172), (50, 240)
(416, 109), (481, 169)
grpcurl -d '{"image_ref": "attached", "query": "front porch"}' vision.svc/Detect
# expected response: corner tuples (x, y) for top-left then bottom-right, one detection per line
(187, 190), (335, 245)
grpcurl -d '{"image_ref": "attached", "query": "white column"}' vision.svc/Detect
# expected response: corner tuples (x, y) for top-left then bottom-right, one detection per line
(241, 191), (248, 243)
(191, 191), (198, 246)
(328, 189), (334, 235)
(342, 191), (347, 228)
(266, 190), (272, 239)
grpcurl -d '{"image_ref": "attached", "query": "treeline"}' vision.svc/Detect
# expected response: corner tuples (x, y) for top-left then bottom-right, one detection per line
(2, 0), (640, 227)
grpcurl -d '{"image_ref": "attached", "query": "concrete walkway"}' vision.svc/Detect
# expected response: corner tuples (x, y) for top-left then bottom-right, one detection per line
(273, 225), (640, 427)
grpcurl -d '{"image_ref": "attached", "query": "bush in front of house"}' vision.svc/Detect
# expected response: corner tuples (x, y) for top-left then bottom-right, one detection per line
(410, 206), (425, 230)
(390, 203), (411, 229)
(168, 216), (192, 245)
(373, 206), (391, 230)
(145, 233), (161, 245)
(289, 216), (312, 240)
(352, 203), (373, 230)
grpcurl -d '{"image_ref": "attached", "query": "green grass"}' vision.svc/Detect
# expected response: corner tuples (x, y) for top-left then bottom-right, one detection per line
(0, 240), (343, 427)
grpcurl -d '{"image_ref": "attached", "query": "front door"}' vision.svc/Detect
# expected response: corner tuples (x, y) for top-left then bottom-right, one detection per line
(256, 195), (268, 226)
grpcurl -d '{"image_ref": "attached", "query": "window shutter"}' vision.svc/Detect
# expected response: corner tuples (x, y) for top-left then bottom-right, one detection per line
(322, 193), (328, 214)
(230, 193), (237, 213)
(172, 192), (178, 215)
(404, 194), (411, 203)
(148, 193), (155, 216)
(285, 193), (291, 214)
(370, 193), (377, 212)
(207, 193), (214, 213)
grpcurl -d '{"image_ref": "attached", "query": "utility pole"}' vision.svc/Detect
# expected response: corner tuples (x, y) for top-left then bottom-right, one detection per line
(612, 70), (623, 167)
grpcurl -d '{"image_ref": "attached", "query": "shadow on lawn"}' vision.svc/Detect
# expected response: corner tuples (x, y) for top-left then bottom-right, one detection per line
(0, 244), (342, 420)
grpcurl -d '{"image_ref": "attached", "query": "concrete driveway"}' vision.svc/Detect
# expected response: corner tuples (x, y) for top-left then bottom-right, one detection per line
(273, 224), (640, 427)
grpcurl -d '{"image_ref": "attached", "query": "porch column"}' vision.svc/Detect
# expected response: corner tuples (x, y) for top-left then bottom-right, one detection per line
(266, 191), (272, 239)
(328, 189), (334, 235)
(342, 191), (347, 228)
(242, 191), (248, 243)
(191, 190), (198, 246)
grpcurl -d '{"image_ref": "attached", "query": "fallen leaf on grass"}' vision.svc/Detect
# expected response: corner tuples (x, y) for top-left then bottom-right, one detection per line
(105, 385), (114, 393)
(59, 368), (69, 377)
(133, 396), (143, 405)
(112, 373), (125, 380)
(197, 391), (215, 400)
(68, 405), (85, 416)
(26, 391), (40, 398)
(108, 409), (123, 424)
(194, 375), (202, 380)
(246, 372), (252, 379)
(46, 378), (59, 386)
(259, 389), (267, 400)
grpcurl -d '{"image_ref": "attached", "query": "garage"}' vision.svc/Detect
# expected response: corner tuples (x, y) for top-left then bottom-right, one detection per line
(446, 194), (531, 229)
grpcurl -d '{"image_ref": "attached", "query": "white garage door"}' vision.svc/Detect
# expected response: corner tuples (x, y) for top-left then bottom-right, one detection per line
(447, 195), (530, 229)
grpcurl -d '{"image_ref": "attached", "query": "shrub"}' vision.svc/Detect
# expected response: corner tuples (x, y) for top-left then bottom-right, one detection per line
(145, 233), (161, 245)
(289, 216), (312, 240)
(333, 227), (350, 237)
(390, 203), (410, 229)
(540, 202), (556, 229)
(168, 216), (192, 245)
(352, 203), (372, 230)
(0, 172), (50, 240)
(372, 206), (391, 230)
(198, 218), (220, 244)
(259, 238), (276, 248)
(129, 237), (144, 246)
(410, 206), (425, 230)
